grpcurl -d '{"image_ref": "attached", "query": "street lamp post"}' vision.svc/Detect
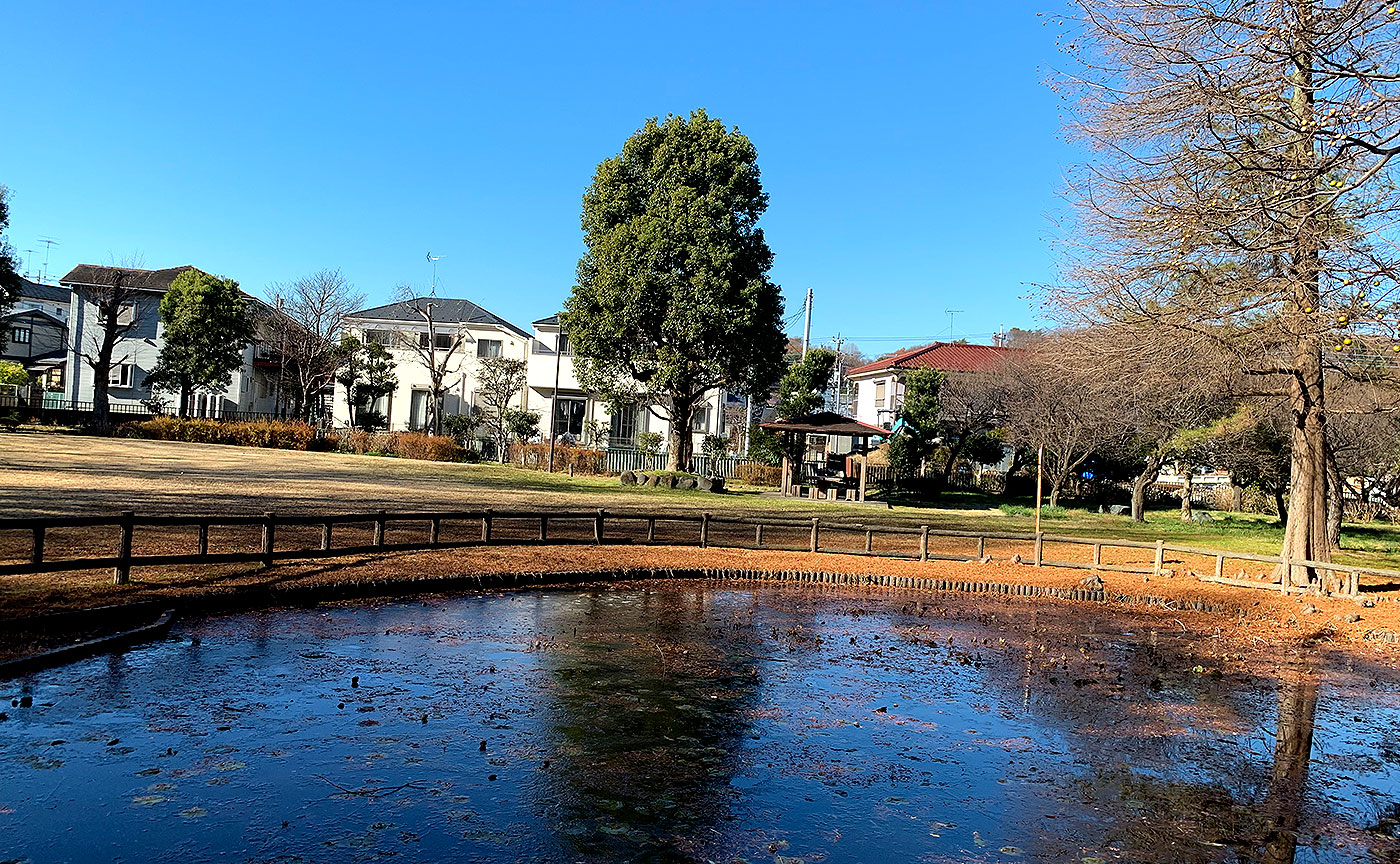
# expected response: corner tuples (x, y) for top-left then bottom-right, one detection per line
(547, 318), (564, 472)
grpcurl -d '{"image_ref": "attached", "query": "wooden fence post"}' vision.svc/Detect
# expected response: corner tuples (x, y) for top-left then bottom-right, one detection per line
(539, 514), (548, 541)
(595, 509), (605, 544)
(919, 525), (929, 562)
(647, 517), (656, 543)
(1033, 532), (1043, 567)
(976, 535), (985, 560)
(482, 509), (492, 543)
(1092, 542), (1102, 568)
(1350, 569), (1361, 597)
(1153, 539), (1164, 577)
(1214, 553), (1225, 580)
(1279, 548), (1291, 594)
(755, 523), (764, 548)
(810, 518), (820, 553)
(430, 517), (441, 547)
(198, 523), (210, 557)
(262, 512), (277, 567)
(114, 510), (134, 585)
(374, 511), (386, 549)
(321, 520), (333, 551)
(701, 513), (711, 548)
(866, 529), (874, 553)
(30, 526), (44, 566)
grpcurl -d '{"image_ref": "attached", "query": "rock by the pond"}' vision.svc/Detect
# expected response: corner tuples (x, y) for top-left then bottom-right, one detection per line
(1344, 613), (1363, 623)
(1080, 574), (1105, 590)
(656, 474), (677, 489)
(635, 473), (649, 485)
(1191, 512), (1214, 523)
(675, 477), (698, 490)
(1108, 504), (1130, 516)
(709, 477), (725, 493)
(1302, 603), (1319, 615)
(619, 470), (637, 486)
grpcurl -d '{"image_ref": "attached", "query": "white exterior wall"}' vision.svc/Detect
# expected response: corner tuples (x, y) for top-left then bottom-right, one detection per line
(850, 371), (901, 430)
(524, 321), (726, 451)
(332, 319), (532, 431)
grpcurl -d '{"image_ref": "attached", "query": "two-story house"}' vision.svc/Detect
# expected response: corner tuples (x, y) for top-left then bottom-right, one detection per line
(333, 297), (534, 430)
(3, 278), (71, 393)
(847, 341), (1015, 430)
(58, 264), (282, 417)
(524, 314), (728, 450)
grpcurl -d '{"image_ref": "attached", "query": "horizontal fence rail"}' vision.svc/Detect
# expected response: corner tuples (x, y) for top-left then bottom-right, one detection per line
(0, 508), (1385, 601)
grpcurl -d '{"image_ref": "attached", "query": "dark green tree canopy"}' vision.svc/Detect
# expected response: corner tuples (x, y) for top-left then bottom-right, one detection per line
(563, 109), (787, 468)
(146, 270), (252, 413)
(776, 348), (836, 420)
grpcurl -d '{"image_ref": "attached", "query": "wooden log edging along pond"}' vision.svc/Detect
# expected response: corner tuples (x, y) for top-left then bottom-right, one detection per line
(4, 566), (1398, 678)
(0, 508), (1386, 602)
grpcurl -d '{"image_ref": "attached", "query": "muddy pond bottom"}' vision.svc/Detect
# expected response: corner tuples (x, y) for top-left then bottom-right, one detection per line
(3, 584), (1399, 863)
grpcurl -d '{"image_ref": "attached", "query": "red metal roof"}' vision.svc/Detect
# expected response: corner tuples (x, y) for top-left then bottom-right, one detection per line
(846, 342), (1016, 376)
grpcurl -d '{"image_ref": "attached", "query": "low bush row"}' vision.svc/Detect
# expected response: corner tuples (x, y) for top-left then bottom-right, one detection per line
(508, 442), (607, 475)
(120, 417), (329, 451)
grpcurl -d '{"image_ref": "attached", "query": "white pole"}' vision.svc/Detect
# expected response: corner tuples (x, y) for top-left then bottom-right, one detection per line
(1035, 443), (1045, 536)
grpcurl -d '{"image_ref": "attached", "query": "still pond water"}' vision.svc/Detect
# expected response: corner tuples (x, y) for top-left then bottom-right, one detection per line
(2, 585), (1399, 863)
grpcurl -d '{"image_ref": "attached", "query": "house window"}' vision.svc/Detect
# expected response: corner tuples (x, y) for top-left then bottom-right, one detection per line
(609, 404), (638, 447)
(808, 434), (829, 450)
(364, 329), (395, 346)
(11, 326), (30, 344)
(116, 303), (137, 326)
(477, 339), (502, 358)
(553, 397), (586, 437)
(874, 380), (886, 407)
(109, 363), (133, 388)
(691, 405), (712, 432)
(45, 367), (63, 389)
(419, 332), (454, 350)
(557, 332), (572, 356)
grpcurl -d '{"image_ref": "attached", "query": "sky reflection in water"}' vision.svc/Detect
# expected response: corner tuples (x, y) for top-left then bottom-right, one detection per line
(1, 586), (1398, 863)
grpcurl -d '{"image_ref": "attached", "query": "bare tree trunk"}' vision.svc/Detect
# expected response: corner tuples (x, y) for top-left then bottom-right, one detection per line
(1281, 352), (1330, 586)
(1047, 476), (1063, 509)
(1179, 465), (1194, 522)
(1273, 488), (1288, 529)
(1325, 444), (1343, 551)
(667, 396), (696, 473)
(999, 449), (1027, 497)
(1130, 459), (1161, 523)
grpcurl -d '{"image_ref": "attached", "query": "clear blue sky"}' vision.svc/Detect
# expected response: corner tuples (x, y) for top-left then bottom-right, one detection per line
(3, 1), (1073, 355)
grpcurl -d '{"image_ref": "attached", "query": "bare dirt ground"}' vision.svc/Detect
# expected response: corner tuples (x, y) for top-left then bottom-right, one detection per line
(1, 433), (1397, 664)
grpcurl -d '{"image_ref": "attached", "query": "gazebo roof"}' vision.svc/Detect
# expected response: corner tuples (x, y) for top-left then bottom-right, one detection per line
(759, 412), (888, 438)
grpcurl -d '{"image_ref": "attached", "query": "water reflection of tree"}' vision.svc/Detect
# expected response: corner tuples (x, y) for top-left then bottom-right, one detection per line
(535, 588), (760, 862)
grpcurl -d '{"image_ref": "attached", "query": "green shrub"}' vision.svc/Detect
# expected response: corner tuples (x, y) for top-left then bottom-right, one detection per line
(636, 431), (663, 457)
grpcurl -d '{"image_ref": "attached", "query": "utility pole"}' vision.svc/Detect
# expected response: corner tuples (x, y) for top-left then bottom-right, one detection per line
(547, 318), (564, 472)
(828, 333), (845, 412)
(801, 288), (813, 357)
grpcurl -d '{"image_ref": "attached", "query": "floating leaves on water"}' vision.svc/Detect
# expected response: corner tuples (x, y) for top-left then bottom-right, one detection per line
(131, 795), (167, 806)
(215, 761), (246, 771)
(1000, 846), (1023, 856)
(179, 807), (208, 819)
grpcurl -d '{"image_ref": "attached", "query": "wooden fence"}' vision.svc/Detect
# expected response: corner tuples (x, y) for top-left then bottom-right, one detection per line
(0, 509), (1382, 600)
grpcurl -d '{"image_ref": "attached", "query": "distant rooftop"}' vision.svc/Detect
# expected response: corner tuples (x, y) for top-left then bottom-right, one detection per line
(17, 277), (68, 304)
(59, 264), (201, 292)
(348, 297), (529, 339)
(846, 341), (1017, 377)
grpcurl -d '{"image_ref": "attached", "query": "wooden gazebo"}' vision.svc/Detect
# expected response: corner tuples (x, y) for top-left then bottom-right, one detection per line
(759, 412), (889, 503)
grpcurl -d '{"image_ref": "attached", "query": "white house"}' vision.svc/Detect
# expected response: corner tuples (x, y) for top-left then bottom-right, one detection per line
(525, 314), (728, 451)
(847, 341), (1016, 430)
(333, 298), (730, 453)
(57, 264), (282, 417)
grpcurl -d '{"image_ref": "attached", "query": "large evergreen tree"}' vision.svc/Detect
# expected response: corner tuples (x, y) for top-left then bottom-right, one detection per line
(0, 187), (23, 346)
(146, 270), (253, 416)
(563, 109), (787, 471)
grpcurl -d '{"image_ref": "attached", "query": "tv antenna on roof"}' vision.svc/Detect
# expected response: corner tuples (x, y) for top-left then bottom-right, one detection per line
(945, 308), (964, 339)
(21, 249), (37, 280)
(37, 237), (59, 283)
(426, 253), (442, 296)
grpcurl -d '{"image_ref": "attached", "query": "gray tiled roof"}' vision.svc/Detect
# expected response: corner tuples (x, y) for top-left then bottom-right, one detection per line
(60, 264), (201, 291)
(17, 277), (70, 304)
(349, 297), (529, 339)
(532, 314), (560, 326)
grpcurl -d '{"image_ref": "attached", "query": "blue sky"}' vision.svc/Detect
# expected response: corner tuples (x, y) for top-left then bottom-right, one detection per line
(2, 1), (1074, 355)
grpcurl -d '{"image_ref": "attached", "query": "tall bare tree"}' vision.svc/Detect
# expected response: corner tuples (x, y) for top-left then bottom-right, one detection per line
(392, 289), (467, 435)
(267, 269), (365, 421)
(476, 355), (527, 462)
(75, 260), (151, 432)
(1052, 0), (1400, 580)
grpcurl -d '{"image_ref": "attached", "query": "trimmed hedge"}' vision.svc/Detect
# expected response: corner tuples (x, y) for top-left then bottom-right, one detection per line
(120, 417), (327, 451)
(508, 442), (607, 475)
(734, 464), (782, 487)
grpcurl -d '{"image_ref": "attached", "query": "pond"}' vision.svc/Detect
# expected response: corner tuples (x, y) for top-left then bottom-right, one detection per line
(2, 585), (1399, 863)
